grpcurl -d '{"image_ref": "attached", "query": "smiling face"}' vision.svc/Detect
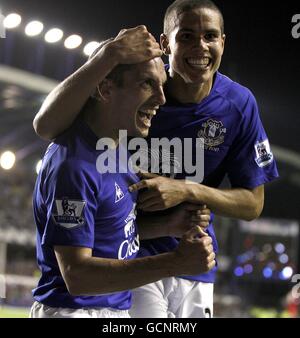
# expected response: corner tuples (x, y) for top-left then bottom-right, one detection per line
(162, 7), (225, 87)
(109, 58), (167, 138)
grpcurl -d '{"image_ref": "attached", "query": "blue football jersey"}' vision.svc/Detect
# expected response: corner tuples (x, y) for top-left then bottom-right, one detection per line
(139, 70), (279, 283)
(33, 119), (140, 309)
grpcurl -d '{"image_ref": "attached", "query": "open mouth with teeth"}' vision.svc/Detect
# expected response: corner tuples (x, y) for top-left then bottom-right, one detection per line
(186, 57), (212, 70)
(137, 110), (156, 128)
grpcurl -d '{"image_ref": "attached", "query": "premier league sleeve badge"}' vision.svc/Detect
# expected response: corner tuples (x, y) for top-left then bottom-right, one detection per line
(255, 140), (274, 168)
(53, 197), (86, 229)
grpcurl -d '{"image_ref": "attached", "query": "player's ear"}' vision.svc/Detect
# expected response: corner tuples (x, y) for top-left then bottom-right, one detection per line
(160, 34), (171, 56)
(221, 34), (226, 52)
(95, 79), (115, 103)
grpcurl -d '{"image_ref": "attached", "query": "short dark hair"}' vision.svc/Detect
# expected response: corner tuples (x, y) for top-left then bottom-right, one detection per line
(164, 0), (224, 36)
(89, 39), (135, 87)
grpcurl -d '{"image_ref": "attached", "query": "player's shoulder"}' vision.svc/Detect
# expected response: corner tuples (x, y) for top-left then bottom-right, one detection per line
(216, 72), (257, 112)
(43, 142), (98, 182)
(48, 122), (97, 170)
(47, 157), (102, 197)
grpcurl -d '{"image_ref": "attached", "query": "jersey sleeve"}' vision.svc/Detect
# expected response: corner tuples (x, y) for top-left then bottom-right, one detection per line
(41, 159), (100, 249)
(226, 90), (279, 189)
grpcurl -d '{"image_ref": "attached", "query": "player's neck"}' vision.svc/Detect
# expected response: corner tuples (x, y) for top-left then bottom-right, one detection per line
(83, 100), (119, 148)
(167, 76), (213, 104)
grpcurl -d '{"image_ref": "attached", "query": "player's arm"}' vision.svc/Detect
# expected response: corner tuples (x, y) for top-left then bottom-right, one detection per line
(186, 183), (264, 221)
(137, 203), (211, 240)
(130, 174), (264, 222)
(54, 226), (215, 296)
(33, 26), (162, 140)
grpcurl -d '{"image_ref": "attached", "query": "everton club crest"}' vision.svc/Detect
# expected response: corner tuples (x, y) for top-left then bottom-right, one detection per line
(198, 119), (227, 151)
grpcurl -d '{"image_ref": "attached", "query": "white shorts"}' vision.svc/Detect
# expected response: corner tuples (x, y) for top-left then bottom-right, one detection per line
(129, 278), (213, 318)
(30, 301), (130, 318)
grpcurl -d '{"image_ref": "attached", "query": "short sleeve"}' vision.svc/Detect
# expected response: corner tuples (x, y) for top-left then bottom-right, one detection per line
(41, 159), (99, 249)
(226, 91), (279, 189)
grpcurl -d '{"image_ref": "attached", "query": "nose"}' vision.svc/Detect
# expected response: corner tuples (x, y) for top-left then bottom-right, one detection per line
(153, 85), (166, 107)
(196, 37), (209, 51)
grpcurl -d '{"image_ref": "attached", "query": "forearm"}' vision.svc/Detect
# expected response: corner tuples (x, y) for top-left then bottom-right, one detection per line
(33, 45), (117, 140)
(55, 224), (216, 296)
(187, 183), (263, 221)
(64, 253), (178, 296)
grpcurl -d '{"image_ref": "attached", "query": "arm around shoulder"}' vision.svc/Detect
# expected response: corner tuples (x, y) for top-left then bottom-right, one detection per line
(187, 183), (265, 221)
(33, 40), (119, 140)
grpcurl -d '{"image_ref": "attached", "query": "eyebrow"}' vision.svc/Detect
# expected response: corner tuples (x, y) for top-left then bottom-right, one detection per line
(205, 29), (221, 35)
(177, 28), (194, 33)
(178, 28), (221, 34)
(139, 73), (167, 85)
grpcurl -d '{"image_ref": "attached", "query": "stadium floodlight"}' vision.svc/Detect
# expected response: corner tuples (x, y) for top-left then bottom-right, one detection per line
(25, 20), (44, 37)
(0, 151), (16, 170)
(64, 34), (82, 49)
(44, 28), (63, 43)
(281, 266), (293, 280)
(83, 41), (100, 57)
(36, 159), (42, 174)
(3, 13), (22, 29)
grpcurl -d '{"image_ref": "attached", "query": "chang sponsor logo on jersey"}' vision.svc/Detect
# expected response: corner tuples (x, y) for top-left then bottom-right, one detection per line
(53, 198), (86, 229)
(118, 222), (140, 260)
(118, 204), (140, 260)
(255, 140), (274, 168)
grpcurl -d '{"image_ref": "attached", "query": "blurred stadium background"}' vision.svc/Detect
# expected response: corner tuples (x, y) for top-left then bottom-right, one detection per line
(0, 0), (299, 318)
